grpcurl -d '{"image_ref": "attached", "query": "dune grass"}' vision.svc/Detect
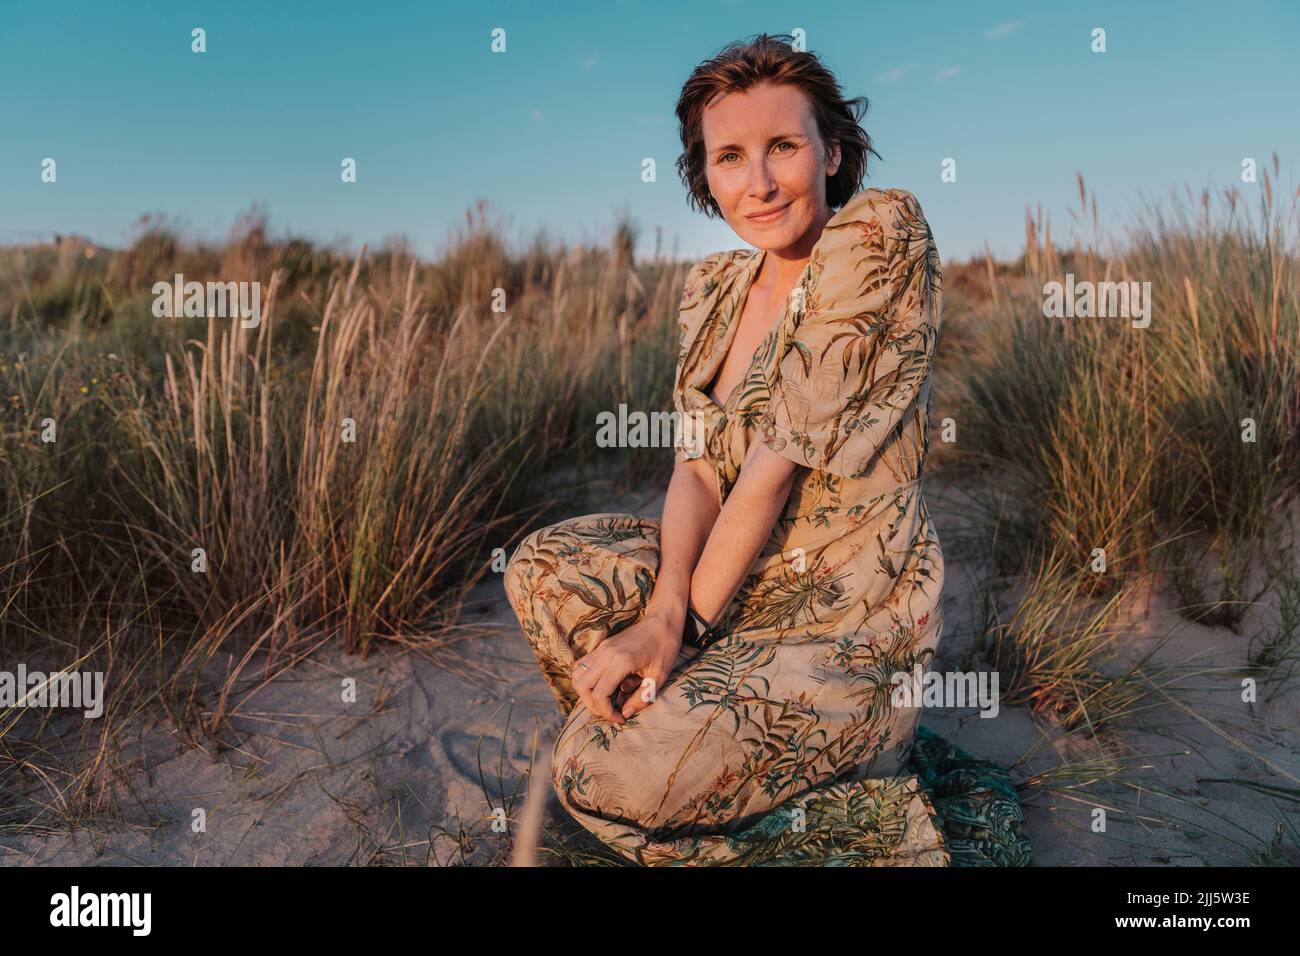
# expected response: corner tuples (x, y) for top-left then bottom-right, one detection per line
(2, 168), (1298, 861)
(947, 165), (1298, 601)
(0, 205), (684, 822)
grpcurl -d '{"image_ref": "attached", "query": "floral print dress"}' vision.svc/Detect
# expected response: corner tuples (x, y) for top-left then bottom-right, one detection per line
(503, 188), (1031, 866)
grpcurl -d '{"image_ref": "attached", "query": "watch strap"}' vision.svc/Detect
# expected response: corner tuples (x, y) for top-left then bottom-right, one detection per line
(682, 605), (719, 648)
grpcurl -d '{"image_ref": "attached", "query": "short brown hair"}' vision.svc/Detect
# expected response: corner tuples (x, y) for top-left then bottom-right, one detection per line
(674, 33), (880, 219)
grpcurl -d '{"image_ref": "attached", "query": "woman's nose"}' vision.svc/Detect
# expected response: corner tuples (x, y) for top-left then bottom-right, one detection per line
(747, 159), (776, 195)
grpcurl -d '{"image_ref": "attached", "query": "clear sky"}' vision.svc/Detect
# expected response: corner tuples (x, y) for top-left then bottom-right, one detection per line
(3, 0), (1298, 264)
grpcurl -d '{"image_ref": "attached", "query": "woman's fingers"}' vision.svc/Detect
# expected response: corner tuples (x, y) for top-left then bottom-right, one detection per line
(571, 624), (679, 724)
(618, 678), (657, 719)
(571, 656), (597, 693)
(620, 662), (669, 719)
(589, 659), (630, 723)
(570, 654), (604, 716)
(570, 649), (625, 724)
(618, 675), (642, 693)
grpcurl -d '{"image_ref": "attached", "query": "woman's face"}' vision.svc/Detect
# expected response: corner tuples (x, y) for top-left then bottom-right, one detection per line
(701, 80), (842, 253)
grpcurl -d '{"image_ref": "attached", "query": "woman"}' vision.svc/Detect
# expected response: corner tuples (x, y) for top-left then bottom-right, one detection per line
(504, 35), (1031, 866)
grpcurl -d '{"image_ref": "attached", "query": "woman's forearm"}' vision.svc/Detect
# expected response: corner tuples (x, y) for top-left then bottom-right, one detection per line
(690, 441), (800, 626)
(649, 442), (800, 636)
(644, 458), (720, 629)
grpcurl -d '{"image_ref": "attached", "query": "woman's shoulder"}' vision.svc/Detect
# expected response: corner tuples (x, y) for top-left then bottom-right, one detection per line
(675, 248), (756, 364)
(826, 187), (931, 236)
(813, 188), (938, 282)
(678, 248), (755, 320)
(799, 187), (941, 330)
(683, 248), (754, 289)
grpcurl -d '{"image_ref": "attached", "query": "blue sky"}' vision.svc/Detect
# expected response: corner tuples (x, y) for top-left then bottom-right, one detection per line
(3, 0), (1298, 264)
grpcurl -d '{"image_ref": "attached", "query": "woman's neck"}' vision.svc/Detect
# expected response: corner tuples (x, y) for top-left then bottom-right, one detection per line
(752, 202), (834, 293)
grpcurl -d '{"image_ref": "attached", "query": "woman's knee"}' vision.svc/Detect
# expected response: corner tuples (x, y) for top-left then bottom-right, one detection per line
(548, 701), (729, 832)
(502, 521), (558, 605)
(501, 533), (535, 601)
(503, 512), (637, 598)
(550, 716), (643, 823)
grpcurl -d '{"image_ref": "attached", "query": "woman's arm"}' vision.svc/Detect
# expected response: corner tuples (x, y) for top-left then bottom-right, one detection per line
(648, 440), (801, 632)
(687, 440), (799, 627)
(570, 456), (718, 723)
(573, 441), (800, 723)
(642, 456), (720, 630)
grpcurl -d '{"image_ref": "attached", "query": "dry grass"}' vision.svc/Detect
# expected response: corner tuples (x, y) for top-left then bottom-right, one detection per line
(2, 165), (1298, 860)
(0, 203), (684, 822)
(944, 161), (1299, 603)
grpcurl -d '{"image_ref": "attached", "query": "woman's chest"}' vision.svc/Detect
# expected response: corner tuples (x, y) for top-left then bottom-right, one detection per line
(703, 287), (789, 412)
(712, 297), (780, 405)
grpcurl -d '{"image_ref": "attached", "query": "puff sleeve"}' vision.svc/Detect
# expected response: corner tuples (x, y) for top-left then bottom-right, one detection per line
(758, 191), (941, 479)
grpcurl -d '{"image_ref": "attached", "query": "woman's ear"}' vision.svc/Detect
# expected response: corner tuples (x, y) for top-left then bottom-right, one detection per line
(826, 140), (842, 176)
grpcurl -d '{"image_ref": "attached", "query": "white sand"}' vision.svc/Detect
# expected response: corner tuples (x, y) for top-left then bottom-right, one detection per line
(3, 477), (1296, 866)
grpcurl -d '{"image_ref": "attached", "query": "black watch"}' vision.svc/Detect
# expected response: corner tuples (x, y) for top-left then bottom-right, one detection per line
(682, 605), (717, 648)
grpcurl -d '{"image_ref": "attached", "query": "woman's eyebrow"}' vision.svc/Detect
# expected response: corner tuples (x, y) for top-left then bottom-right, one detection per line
(710, 133), (804, 155)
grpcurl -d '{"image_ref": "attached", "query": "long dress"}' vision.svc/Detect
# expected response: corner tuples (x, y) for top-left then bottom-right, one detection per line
(503, 188), (1031, 866)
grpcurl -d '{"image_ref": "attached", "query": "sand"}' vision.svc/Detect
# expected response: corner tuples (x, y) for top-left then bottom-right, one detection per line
(2, 477), (1296, 866)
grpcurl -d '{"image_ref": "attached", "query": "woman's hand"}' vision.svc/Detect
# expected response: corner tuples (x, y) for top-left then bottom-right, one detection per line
(571, 609), (683, 724)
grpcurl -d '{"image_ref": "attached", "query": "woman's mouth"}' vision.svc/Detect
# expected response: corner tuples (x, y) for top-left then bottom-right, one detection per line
(745, 201), (791, 223)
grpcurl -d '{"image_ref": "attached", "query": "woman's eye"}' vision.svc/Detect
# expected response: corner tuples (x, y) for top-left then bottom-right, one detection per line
(718, 143), (793, 164)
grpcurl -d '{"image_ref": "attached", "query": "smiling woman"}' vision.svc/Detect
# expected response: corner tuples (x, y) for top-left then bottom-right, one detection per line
(503, 33), (1032, 866)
